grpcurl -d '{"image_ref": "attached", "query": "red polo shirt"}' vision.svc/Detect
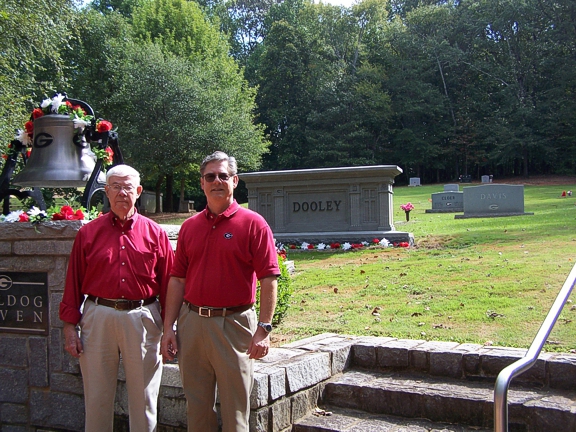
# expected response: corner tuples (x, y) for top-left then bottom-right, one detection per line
(171, 200), (279, 307)
(59, 211), (174, 325)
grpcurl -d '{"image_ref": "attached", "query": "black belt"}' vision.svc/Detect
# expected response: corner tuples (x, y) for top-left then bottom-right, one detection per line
(185, 301), (253, 317)
(87, 295), (156, 311)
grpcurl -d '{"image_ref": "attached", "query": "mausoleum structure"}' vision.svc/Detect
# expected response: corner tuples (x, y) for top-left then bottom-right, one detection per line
(240, 166), (413, 245)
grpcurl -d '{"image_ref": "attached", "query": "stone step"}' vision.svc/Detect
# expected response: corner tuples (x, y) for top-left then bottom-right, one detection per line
(293, 406), (491, 431)
(320, 369), (576, 431)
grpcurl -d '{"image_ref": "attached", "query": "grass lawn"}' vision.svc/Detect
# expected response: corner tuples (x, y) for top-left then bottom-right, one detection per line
(271, 181), (576, 352)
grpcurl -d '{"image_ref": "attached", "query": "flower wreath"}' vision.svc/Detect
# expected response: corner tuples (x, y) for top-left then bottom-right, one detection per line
(2, 93), (114, 167)
(276, 238), (410, 255)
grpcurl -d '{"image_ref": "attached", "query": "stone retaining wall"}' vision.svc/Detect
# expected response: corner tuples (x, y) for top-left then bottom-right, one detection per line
(2, 223), (576, 431)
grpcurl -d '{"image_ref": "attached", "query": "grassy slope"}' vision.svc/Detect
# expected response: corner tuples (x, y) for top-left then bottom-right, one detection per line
(273, 183), (576, 352)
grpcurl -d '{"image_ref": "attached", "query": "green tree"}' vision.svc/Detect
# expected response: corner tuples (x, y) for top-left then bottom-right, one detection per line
(115, 0), (268, 209)
(0, 0), (76, 147)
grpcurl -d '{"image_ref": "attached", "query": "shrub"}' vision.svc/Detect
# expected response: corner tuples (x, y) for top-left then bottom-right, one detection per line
(256, 255), (293, 325)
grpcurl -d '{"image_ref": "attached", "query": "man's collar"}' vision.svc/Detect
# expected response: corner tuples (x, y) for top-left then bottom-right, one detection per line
(108, 209), (139, 227)
(204, 200), (239, 219)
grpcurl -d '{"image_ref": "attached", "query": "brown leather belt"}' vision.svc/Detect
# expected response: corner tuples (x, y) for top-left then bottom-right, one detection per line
(87, 295), (156, 311)
(185, 301), (253, 317)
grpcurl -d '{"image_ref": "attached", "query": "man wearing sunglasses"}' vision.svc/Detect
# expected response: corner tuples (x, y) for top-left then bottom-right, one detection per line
(161, 151), (279, 431)
(60, 164), (174, 432)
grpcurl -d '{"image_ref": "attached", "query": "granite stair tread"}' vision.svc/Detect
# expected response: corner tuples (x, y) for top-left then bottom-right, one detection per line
(321, 369), (576, 430)
(293, 405), (491, 431)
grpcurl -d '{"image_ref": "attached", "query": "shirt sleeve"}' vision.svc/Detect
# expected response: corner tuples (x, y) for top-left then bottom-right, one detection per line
(156, 229), (175, 318)
(59, 229), (87, 325)
(251, 221), (280, 280)
(170, 222), (189, 278)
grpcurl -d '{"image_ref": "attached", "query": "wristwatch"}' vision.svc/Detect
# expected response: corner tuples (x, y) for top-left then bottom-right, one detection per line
(258, 321), (273, 333)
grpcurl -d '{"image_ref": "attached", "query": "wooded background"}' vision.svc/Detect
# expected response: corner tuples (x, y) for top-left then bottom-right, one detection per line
(2, 0), (575, 209)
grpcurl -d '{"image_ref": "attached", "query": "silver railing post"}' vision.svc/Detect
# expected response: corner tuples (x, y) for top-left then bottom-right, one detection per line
(494, 262), (576, 431)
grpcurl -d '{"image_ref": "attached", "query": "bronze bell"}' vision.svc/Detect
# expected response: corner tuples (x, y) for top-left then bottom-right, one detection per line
(12, 114), (97, 188)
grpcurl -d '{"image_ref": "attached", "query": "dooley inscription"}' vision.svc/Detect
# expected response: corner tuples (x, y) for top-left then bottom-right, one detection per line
(292, 200), (342, 212)
(0, 272), (48, 335)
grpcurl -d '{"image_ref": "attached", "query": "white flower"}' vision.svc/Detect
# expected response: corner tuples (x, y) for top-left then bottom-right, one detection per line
(0, 215), (5, 222)
(15, 129), (32, 146)
(342, 242), (352, 250)
(28, 207), (47, 218)
(73, 116), (90, 131)
(50, 93), (66, 113)
(4, 210), (24, 222)
(361, 241), (369, 247)
(40, 98), (52, 109)
(317, 243), (326, 250)
(379, 238), (390, 247)
(300, 242), (310, 250)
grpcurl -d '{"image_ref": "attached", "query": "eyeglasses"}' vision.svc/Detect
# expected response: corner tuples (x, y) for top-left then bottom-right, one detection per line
(107, 184), (136, 193)
(202, 173), (232, 182)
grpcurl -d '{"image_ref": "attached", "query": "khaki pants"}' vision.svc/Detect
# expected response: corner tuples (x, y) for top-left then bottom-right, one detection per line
(79, 299), (163, 432)
(177, 304), (256, 432)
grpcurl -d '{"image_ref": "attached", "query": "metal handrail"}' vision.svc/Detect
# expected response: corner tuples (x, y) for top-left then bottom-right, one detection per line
(494, 262), (576, 431)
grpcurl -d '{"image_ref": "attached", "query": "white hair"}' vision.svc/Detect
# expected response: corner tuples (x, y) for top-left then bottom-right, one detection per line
(106, 164), (141, 185)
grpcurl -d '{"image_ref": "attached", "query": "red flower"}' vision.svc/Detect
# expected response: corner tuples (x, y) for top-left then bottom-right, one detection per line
(351, 243), (364, 249)
(104, 147), (114, 164)
(51, 205), (85, 221)
(19, 213), (30, 222)
(96, 120), (113, 132)
(26, 148), (32, 158)
(289, 245), (296, 249)
(307, 244), (315, 249)
(24, 120), (34, 134)
(31, 108), (44, 119)
(399, 242), (410, 248)
(65, 101), (73, 108)
(330, 242), (340, 249)
(73, 209), (85, 220)
(372, 238), (380, 244)
(278, 250), (287, 260)
(1, 154), (7, 160)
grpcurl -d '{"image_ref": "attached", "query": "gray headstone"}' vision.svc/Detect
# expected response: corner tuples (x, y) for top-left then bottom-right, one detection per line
(425, 192), (464, 213)
(409, 177), (421, 186)
(481, 175), (490, 183)
(455, 184), (534, 219)
(444, 184), (459, 192)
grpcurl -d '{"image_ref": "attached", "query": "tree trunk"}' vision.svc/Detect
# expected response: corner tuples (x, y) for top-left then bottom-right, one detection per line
(165, 173), (173, 212)
(178, 177), (187, 212)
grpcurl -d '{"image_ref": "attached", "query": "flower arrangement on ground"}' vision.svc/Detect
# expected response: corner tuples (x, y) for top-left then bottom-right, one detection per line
(400, 202), (415, 221)
(0, 205), (101, 224)
(277, 237), (410, 254)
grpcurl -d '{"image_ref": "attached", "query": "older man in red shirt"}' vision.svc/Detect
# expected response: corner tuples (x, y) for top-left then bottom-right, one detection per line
(60, 164), (174, 432)
(161, 151), (279, 431)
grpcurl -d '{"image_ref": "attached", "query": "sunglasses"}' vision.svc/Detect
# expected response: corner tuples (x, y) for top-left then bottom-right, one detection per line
(202, 173), (232, 182)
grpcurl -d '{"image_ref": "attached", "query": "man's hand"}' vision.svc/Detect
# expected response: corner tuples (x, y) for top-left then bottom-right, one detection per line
(161, 327), (178, 363)
(247, 327), (271, 359)
(63, 322), (83, 358)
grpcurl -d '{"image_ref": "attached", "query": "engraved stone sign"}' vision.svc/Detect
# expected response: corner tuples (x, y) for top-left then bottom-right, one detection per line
(426, 191), (464, 213)
(455, 184), (534, 219)
(0, 272), (49, 335)
(240, 166), (413, 244)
